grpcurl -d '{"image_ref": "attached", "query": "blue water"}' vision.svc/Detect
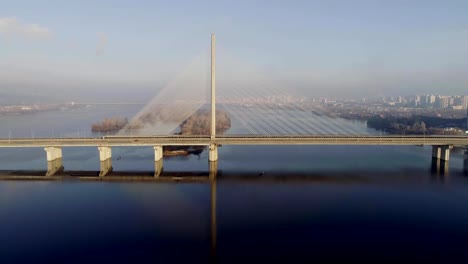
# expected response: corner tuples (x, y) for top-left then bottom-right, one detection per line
(0, 105), (467, 263)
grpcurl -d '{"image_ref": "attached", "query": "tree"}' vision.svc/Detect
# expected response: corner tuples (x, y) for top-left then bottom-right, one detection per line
(420, 121), (427, 132)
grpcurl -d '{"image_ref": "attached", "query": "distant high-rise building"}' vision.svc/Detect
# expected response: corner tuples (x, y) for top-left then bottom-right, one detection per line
(453, 96), (464, 108)
(449, 97), (455, 106)
(414, 95), (421, 107)
(436, 96), (449, 109)
(421, 95), (430, 107)
(423, 94), (436, 106)
(463, 95), (468, 110)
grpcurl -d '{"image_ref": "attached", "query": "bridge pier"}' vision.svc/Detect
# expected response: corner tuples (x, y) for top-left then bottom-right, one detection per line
(431, 145), (452, 176)
(209, 144), (218, 162)
(432, 146), (441, 159)
(154, 146), (164, 177)
(155, 160), (163, 178)
(98, 146), (113, 176)
(432, 145), (452, 161)
(44, 147), (64, 176)
(154, 146), (163, 162)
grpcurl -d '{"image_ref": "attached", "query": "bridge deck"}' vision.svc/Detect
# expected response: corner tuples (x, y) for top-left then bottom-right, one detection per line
(0, 135), (467, 147)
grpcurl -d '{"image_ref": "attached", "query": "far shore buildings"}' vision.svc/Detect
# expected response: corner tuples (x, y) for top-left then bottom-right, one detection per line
(386, 95), (468, 110)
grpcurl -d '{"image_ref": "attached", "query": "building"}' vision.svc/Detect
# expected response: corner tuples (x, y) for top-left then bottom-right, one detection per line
(397, 96), (404, 104)
(463, 95), (468, 110)
(436, 96), (449, 109)
(449, 98), (454, 106)
(421, 94), (436, 107)
(412, 95), (421, 107)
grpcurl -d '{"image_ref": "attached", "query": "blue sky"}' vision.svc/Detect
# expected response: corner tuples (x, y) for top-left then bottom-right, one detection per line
(1, 0), (468, 99)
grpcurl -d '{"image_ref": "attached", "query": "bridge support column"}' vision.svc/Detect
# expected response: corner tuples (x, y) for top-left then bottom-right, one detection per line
(432, 146), (442, 159)
(98, 146), (112, 176)
(431, 145), (451, 176)
(464, 149), (468, 176)
(209, 144), (218, 162)
(44, 147), (64, 176)
(155, 160), (163, 178)
(154, 146), (164, 178)
(154, 146), (163, 162)
(441, 146), (452, 161)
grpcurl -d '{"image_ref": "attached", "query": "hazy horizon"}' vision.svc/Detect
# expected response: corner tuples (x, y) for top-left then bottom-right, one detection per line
(2, 0), (468, 102)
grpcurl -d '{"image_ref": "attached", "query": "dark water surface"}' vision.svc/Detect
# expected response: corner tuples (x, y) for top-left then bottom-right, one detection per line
(1, 105), (468, 263)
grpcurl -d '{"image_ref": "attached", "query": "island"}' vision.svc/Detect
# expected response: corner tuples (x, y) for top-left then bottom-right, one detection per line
(164, 108), (231, 156)
(90, 108), (231, 156)
(91, 117), (129, 133)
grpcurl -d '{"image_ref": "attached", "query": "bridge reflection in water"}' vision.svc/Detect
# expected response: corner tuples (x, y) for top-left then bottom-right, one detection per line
(1, 166), (468, 261)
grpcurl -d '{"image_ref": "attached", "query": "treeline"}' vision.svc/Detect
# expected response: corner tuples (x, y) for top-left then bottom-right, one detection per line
(91, 117), (128, 132)
(179, 109), (231, 135)
(367, 115), (466, 135)
(163, 109), (231, 155)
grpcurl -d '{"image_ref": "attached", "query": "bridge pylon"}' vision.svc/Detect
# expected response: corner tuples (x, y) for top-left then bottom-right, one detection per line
(211, 33), (216, 141)
(209, 34), (218, 163)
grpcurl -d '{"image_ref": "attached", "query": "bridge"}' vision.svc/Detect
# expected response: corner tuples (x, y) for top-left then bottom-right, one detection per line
(1, 135), (467, 147)
(0, 34), (467, 177)
(0, 135), (467, 176)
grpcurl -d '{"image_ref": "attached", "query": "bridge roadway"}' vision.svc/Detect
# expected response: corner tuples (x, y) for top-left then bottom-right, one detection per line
(0, 135), (467, 147)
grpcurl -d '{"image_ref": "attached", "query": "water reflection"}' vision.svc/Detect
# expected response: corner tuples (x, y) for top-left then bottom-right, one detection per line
(465, 149), (468, 176)
(210, 171), (217, 262)
(430, 158), (449, 178)
(2, 169), (468, 262)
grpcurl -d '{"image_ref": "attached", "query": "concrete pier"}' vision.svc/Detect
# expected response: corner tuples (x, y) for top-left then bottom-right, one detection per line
(432, 145), (452, 161)
(153, 146), (164, 177)
(209, 144), (218, 162)
(44, 147), (64, 176)
(155, 160), (163, 178)
(441, 146), (452, 161)
(98, 146), (113, 176)
(154, 146), (163, 161)
(431, 145), (452, 176)
(432, 146), (442, 159)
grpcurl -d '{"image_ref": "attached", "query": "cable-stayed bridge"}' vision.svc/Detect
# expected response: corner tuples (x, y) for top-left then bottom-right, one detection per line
(0, 34), (467, 177)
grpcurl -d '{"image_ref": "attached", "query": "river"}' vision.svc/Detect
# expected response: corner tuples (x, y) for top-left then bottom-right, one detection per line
(0, 104), (467, 262)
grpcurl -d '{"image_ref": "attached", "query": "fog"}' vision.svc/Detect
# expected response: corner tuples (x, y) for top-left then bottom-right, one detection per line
(1, 1), (468, 104)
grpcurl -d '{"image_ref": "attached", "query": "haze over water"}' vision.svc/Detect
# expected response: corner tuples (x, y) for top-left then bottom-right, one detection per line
(1, 105), (468, 262)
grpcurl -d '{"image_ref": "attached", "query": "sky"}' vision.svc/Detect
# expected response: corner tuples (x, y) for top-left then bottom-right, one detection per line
(1, 0), (468, 101)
